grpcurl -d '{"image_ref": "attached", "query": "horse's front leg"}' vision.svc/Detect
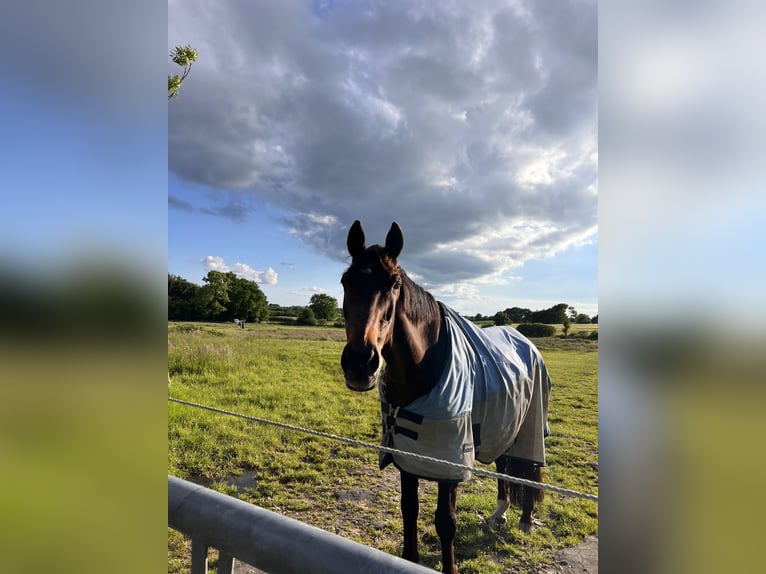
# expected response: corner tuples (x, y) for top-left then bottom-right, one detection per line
(435, 481), (458, 574)
(400, 471), (420, 564)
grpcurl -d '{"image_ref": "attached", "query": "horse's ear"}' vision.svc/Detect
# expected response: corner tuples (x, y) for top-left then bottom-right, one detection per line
(385, 222), (404, 260)
(347, 220), (366, 257)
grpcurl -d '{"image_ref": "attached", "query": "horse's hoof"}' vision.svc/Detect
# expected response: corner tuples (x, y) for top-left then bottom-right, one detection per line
(489, 500), (510, 529)
(519, 520), (532, 534)
(488, 513), (507, 529)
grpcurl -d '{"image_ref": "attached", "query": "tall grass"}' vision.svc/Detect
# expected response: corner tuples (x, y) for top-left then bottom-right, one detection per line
(168, 321), (598, 573)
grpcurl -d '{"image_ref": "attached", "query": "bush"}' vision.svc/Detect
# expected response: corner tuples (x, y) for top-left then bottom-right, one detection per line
(492, 311), (510, 326)
(588, 330), (598, 340)
(296, 308), (318, 326)
(516, 323), (556, 337)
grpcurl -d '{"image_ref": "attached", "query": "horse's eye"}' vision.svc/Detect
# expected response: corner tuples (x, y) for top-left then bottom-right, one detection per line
(382, 303), (394, 325)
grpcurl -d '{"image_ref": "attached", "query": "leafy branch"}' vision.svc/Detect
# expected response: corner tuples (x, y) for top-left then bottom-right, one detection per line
(168, 45), (198, 100)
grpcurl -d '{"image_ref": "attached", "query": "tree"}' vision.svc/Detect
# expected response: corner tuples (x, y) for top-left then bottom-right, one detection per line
(492, 311), (511, 326)
(505, 307), (531, 323)
(562, 316), (571, 337)
(575, 313), (591, 324)
(168, 45), (198, 99)
(193, 271), (269, 322)
(309, 293), (339, 323)
(528, 303), (569, 324)
(228, 274), (269, 323)
(591, 315), (598, 324)
(297, 307), (318, 326)
(168, 274), (200, 320)
(195, 271), (230, 321)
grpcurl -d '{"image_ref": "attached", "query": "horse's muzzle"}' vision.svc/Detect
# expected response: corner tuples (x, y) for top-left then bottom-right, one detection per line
(341, 343), (380, 392)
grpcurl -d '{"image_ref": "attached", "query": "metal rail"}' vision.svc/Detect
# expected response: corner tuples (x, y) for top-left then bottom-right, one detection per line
(168, 475), (437, 574)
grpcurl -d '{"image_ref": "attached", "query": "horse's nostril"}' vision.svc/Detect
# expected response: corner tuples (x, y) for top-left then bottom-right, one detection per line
(367, 346), (380, 376)
(340, 345), (351, 371)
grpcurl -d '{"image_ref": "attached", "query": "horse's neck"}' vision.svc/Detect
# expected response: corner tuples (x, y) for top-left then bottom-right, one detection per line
(381, 306), (447, 407)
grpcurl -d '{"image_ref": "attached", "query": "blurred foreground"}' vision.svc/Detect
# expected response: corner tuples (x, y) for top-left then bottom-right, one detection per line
(0, 261), (167, 574)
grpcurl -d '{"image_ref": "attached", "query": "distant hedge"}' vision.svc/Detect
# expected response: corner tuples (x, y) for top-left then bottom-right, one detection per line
(296, 308), (318, 326)
(516, 323), (556, 337)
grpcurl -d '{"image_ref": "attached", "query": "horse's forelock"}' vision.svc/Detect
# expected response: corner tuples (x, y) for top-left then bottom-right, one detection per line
(345, 245), (398, 276)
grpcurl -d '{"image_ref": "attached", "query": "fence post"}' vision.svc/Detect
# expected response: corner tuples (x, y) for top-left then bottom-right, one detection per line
(217, 552), (234, 574)
(191, 539), (208, 574)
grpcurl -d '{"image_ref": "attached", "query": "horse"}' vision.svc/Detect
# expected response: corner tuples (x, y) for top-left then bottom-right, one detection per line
(340, 220), (552, 574)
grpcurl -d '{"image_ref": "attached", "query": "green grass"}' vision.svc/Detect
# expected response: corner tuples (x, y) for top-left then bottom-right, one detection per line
(168, 321), (598, 573)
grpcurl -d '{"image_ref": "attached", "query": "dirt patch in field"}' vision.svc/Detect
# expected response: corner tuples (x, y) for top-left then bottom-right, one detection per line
(535, 536), (598, 573)
(226, 470), (258, 493)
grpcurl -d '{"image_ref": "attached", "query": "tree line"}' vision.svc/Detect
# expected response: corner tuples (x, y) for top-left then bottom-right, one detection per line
(473, 303), (597, 327)
(168, 273), (341, 325)
(169, 273), (596, 332)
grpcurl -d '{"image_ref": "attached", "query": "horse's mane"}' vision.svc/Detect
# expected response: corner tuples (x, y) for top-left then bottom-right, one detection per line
(398, 267), (440, 325)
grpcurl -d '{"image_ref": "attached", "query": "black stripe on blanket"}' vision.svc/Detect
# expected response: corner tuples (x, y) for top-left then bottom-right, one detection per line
(392, 426), (418, 440)
(396, 408), (424, 425)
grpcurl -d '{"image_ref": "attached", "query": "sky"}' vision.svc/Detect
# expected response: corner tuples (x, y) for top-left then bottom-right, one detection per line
(168, 0), (598, 318)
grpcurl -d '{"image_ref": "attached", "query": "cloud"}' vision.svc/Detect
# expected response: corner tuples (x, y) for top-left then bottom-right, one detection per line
(197, 193), (255, 224)
(169, 188), (259, 223)
(170, 0), (597, 290)
(202, 256), (278, 285)
(168, 195), (195, 212)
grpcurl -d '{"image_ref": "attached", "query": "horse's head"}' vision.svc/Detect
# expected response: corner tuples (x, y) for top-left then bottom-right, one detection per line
(340, 220), (404, 392)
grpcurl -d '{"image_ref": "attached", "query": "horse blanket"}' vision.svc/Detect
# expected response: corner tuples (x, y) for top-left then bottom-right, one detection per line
(379, 303), (551, 482)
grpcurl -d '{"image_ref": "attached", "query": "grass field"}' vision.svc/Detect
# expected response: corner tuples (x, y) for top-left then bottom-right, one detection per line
(168, 321), (598, 573)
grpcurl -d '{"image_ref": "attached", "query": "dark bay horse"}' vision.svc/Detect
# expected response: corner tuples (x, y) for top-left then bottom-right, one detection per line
(340, 220), (551, 574)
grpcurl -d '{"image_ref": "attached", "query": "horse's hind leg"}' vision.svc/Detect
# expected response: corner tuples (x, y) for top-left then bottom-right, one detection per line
(489, 455), (511, 529)
(508, 459), (544, 533)
(400, 471), (420, 564)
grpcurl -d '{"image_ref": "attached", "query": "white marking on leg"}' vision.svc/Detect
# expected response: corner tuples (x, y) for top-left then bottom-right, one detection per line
(488, 499), (510, 529)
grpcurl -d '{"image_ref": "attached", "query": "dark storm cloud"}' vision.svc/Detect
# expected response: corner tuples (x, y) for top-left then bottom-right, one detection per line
(168, 195), (196, 212)
(169, 0), (597, 289)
